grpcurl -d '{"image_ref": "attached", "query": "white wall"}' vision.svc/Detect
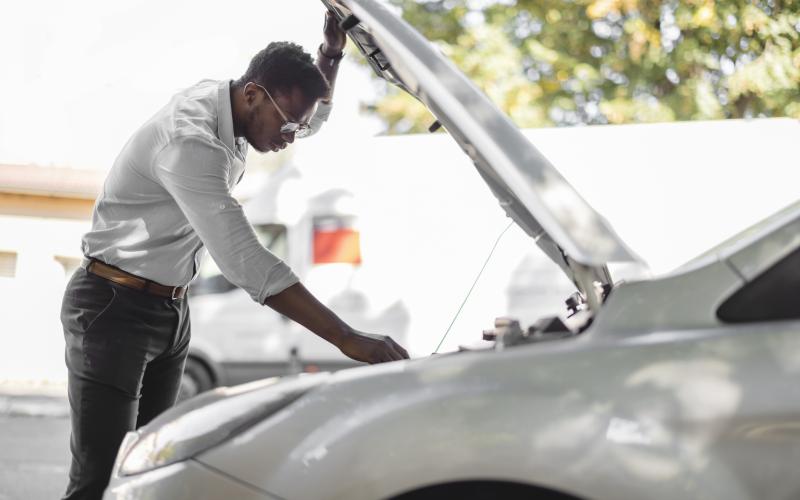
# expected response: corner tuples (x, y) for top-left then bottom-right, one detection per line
(0, 215), (90, 382)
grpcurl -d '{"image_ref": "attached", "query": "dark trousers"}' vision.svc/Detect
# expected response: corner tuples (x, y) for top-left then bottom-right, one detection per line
(60, 267), (190, 500)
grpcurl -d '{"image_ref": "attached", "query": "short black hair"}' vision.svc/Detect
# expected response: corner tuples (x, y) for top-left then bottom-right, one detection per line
(235, 42), (329, 101)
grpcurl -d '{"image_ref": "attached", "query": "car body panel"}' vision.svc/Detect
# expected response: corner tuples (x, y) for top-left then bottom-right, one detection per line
(103, 459), (278, 500)
(193, 320), (800, 500)
(180, 209), (800, 499)
(594, 202), (800, 337)
(675, 200), (800, 277)
(590, 258), (743, 336)
(725, 202), (800, 280)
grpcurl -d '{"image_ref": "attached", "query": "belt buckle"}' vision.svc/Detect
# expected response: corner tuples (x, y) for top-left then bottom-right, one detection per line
(171, 286), (182, 300)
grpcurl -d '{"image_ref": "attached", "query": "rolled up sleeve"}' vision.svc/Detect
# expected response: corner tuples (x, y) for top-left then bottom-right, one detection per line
(154, 136), (298, 302)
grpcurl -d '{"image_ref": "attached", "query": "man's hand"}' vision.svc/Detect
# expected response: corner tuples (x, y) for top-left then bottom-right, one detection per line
(264, 282), (409, 365)
(322, 9), (346, 56)
(339, 329), (409, 364)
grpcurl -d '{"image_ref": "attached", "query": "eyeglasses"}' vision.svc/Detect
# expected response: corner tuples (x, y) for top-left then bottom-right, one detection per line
(252, 82), (312, 138)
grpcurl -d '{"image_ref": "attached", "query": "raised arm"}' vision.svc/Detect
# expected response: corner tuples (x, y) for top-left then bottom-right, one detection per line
(304, 10), (346, 137)
(317, 9), (346, 104)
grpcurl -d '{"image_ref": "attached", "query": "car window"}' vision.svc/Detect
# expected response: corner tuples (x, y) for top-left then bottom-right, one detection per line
(717, 246), (800, 323)
(191, 224), (288, 296)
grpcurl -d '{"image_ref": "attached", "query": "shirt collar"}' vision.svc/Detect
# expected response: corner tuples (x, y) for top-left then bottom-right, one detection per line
(217, 80), (237, 154)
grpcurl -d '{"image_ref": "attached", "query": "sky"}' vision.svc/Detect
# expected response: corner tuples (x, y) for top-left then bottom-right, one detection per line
(0, 0), (383, 169)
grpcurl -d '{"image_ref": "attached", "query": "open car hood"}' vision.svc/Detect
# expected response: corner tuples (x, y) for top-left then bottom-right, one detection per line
(321, 0), (641, 308)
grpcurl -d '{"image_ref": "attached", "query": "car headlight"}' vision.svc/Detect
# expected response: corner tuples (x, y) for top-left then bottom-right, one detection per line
(118, 373), (328, 476)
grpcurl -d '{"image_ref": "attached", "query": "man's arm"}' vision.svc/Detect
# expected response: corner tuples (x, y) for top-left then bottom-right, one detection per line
(264, 282), (409, 364)
(264, 12), (406, 363)
(304, 10), (345, 137)
(317, 9), (346, 104)
(154, 138), (409, 364)
(154, 137), (298, 302)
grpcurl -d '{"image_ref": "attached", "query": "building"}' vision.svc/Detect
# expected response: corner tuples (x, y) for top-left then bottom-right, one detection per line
(0, 164), (104, 382)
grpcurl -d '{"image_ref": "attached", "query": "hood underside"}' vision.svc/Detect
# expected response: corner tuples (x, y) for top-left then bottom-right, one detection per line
(321, 0), (641, 301)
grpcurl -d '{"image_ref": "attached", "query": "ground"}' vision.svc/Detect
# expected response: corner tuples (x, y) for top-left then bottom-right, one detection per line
(0, 414), (71, 500)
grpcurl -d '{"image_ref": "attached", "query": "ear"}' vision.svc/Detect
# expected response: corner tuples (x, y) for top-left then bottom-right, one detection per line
(243, 82), (259, 106)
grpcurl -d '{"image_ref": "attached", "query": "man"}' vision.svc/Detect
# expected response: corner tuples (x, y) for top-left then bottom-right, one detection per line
(60, 11), (409, 500)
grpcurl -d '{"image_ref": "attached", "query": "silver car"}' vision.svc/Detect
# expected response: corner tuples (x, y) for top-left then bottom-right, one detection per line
(103, 0), (800, 499)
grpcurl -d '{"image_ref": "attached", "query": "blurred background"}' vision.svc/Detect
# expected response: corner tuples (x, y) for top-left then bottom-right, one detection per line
(0, 0), (798, 388)
(0, 1), (798, 496)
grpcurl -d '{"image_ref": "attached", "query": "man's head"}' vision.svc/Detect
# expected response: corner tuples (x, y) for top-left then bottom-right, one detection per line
(232, 42), (330, 153)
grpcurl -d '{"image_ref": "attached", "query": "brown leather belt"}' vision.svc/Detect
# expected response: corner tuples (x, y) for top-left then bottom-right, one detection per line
(84, 259), (187, 300)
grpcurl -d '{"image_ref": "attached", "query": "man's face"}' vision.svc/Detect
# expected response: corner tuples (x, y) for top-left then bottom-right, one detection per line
(243, 84), (316, 153)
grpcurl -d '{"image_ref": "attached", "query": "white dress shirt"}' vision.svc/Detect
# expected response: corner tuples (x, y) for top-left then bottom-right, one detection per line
(82, 79), (331, 303)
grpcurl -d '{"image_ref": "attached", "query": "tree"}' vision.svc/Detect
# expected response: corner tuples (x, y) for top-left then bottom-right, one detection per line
(365, 0), (800, 133)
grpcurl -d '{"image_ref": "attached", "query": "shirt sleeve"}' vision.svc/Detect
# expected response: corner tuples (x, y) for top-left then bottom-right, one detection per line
(304, 101), (333, 138)
(153, 135), (299, 303)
